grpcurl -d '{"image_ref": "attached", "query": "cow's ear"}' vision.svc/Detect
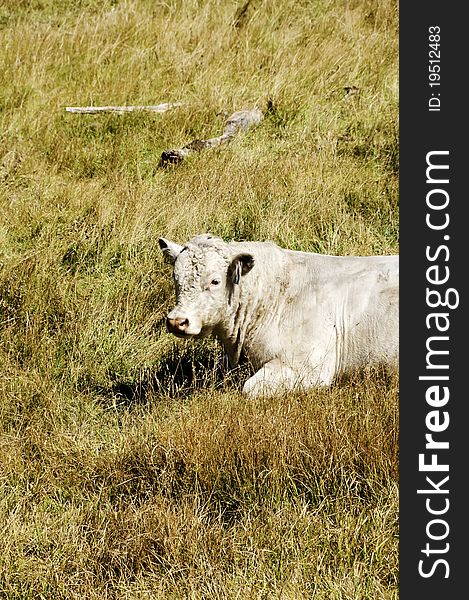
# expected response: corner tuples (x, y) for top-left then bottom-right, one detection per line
(158, 237), (184, 263)
(229, 253), (255, 285)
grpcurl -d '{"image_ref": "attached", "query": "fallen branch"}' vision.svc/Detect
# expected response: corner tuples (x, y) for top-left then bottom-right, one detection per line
(159, 108), (263, 166)
(65, 102), (183, 114)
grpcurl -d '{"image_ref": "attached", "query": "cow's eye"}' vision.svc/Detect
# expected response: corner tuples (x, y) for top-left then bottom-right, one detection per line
(211, 279), (220, 286)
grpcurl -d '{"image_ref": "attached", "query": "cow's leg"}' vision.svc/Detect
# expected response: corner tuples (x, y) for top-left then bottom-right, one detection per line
(242, 357), (336, 397)
(243, 363), (291, 397)
(242, 360), (306, 397)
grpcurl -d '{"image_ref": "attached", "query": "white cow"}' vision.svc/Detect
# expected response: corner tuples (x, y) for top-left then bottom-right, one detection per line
(159, 234), (399, 397)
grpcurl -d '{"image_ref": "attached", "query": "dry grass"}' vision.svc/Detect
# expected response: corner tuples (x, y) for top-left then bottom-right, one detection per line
(1, 373), (398, 599)
(1, 0), (398, 597)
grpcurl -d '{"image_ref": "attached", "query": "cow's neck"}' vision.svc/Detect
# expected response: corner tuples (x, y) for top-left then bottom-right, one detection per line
(217, 245), (289, 368)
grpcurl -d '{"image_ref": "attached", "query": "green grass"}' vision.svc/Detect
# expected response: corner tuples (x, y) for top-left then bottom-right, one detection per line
(1, 0), (398, 597)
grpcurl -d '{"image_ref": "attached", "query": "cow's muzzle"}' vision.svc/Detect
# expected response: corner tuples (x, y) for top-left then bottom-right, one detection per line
(166, 315), (190, 335)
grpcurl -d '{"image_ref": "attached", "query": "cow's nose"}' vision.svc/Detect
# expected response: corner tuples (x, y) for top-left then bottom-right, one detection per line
(166, 316), (190, 333)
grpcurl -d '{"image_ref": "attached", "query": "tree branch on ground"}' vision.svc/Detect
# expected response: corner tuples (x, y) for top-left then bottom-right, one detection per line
(159, 108), (263, 166)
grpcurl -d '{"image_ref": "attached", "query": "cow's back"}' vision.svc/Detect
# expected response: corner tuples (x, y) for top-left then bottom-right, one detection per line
(265, 250), (399, 379)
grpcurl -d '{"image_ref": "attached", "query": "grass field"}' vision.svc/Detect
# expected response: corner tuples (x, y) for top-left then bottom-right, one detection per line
(0, 0), (399, 598)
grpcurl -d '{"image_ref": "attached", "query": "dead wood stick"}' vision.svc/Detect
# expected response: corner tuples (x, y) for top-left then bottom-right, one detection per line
(159, 108), (263, 166)
(65, 102), (183, 114)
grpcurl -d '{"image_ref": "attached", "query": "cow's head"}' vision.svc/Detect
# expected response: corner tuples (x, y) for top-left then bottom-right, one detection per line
(159, 234), (254, 338)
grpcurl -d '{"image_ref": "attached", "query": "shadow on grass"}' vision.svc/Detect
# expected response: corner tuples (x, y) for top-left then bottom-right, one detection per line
(85, 346), (252, 408)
